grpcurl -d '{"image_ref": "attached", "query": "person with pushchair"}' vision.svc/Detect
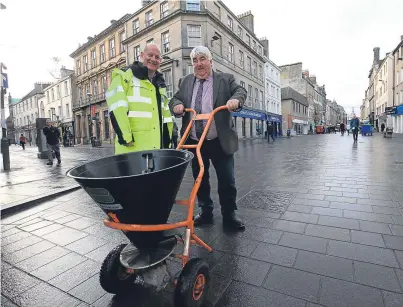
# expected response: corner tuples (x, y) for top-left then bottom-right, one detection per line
(43, 119), (61, 166)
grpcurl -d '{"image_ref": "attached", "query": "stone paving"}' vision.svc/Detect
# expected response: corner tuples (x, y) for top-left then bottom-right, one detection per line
(0, 145), (114, 211)
(2, 133), (403, 307)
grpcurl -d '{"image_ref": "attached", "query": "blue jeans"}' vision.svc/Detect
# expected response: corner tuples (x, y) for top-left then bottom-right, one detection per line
(187, 138), (237, 216)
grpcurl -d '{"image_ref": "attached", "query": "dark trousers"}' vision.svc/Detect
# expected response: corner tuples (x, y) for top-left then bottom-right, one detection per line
(20, 142), (25, 150)
(47, 143), (61, 162)
(268, 133), (275, 143)
(352, 128), (359, 141)
(187, 138), (237, 216)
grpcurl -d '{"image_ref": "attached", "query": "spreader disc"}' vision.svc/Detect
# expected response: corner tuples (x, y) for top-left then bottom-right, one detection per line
(120, 236), (178, 270)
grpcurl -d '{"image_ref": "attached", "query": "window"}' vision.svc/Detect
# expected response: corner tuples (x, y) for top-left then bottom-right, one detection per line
(162, 69), (173, 98)
(260, 91), (264, 110)
(109, 38), (115, 58)
(228, 43), (234, 62)
(91, 49), (96, 68)
(239, 50), (244, 68)
(252, 41), (256, 51)
(276, 88), (279, 99)
(66, 104), (70, 117)
(187, 25), (202, 47)
(259, 65), (263, 80)
(161, 31), (170, 53)
(51, 88), (55, 101)
(161, 1), (169, 18)
(119, 32), (125, 53)
(92, 79), (98, 97)
(76, 60), (81, 75)
(188, 64), (193, 75)
(145, 10), (153, 27)
(134, 46), (140, 61)
(29, 98), (32, 108)
(58, 106), (61, 118)
(64, 81), (68, 96)
(146, 38), (154, 45)
(237, 26), (243, 38)
(247, 56), (251, 73)
(56, 85), (60, 99)
(83, 55), (88, 72)
(240, 81), (245, 88)
(227, 16), (233, 30)
(100, 44), (106, 63)
(77, 87), (82, 101)
(101, 76), (107, 94)
(253, 61), (257, 76)
(254, 88), (258, 107)
(248, 85), (252, 105)
(133, 19), (139, 34)
(258, 46), (262, 55)
(186, 0), (200, 11)
(47, 91), (50, 102)
(246, 34), (251, 46)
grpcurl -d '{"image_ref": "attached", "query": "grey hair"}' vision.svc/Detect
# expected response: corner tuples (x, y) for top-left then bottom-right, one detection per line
(190, 46), (212, 61)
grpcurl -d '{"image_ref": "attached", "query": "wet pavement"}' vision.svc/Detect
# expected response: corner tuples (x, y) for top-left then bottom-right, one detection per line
(0, 145), (114, 211)
(2, 133), (403, 307)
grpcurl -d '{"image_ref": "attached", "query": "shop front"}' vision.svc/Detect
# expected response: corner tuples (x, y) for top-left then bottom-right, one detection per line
(232, 107), (267, 138)
(392, 104), (403, 133)
(266, 113), (282, 137)
(292, 118), (309, 135)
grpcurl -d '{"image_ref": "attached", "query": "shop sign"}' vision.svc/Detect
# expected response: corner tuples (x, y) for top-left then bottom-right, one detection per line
(232, 108), (265, 120)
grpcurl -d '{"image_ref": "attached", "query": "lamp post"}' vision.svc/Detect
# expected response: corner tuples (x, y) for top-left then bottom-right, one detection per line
(1, 61), (10, 170)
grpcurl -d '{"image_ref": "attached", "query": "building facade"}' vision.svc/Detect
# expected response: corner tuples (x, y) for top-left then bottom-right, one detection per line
(392, 36), (403, 133)
(280, 62), (325, 133)
(70, 14), (131, 144)
(40, 67), (76, 136)
(12, 83), (51, 145)
(264, 56), (282, 136)
(123, 0), (267, 138)
(6, 95), (20, 144)
(281, 87), (309, 135)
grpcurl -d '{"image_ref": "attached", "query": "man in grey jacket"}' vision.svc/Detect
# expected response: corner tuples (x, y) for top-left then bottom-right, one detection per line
(169, 46), (247, 230)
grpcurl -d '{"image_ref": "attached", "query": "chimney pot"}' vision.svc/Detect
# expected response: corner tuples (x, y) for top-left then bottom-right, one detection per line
(401, 35), (403, 41)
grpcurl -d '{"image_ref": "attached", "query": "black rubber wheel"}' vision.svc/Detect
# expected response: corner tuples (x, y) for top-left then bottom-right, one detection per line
(99, 244), (134, 294)
(174, 258), (210, 307)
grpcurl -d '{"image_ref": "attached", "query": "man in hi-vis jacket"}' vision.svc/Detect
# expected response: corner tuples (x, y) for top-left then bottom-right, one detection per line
(106, 43), (173, 154)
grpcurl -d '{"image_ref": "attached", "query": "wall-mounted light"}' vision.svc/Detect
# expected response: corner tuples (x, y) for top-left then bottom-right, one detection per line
(211, 35), (220, 47)
(162, 55), (179, 67)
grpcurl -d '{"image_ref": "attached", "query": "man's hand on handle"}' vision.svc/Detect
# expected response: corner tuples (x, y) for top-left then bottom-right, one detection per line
(173, 104), (185, 116)
(226, 99), (240, 111)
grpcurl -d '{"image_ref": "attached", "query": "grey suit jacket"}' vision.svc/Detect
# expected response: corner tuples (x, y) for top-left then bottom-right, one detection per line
(169, 71), (247, 155)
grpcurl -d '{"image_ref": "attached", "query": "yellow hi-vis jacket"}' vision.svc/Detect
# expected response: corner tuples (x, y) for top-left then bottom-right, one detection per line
(106, 62), (173, 154)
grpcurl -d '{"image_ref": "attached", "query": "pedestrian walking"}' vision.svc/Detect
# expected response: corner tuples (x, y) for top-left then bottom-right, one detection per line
(350, 114), (360, 142)
(340, 123), (345, 136)
(170, 46), (247, 230)
(267, 123), (275, 143)
(43, 119), (61, 166)
(381, 123), (385, 133)
(19, 134), (26, 150)
(106, 43), (173, 155)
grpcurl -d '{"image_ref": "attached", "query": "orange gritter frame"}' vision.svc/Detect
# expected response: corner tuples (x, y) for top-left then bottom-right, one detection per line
(103, 105), (229, 267)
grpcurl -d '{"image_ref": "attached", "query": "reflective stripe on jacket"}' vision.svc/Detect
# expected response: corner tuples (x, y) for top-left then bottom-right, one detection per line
(106, 67), (173, 155)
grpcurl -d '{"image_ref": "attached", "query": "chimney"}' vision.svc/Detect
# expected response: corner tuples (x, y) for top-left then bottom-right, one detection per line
(87, 36), (93, 41)
(309, 75), (317, 84)
(260, 37), (269, 57)
(401, 35), (403, 41)
(302, 70), (309, 78)
(110, 20), (117, 24)
(373, 47), (380, 65)
(141, 0), (152, 7)
(237, 11), (254, 33)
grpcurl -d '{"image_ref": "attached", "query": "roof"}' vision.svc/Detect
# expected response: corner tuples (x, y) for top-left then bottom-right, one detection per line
(20, 84), (51, 102)
(70, 14), (132, 58)
(281, 87), (309, 107)
(393, 39), (403, 55)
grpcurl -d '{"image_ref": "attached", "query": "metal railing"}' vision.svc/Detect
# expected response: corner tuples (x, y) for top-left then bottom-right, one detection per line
(72, 92), (106, 110)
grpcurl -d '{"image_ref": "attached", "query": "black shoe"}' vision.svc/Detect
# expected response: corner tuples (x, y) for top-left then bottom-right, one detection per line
(193, 212), (213, 226)
(46, 161), (53, 166)
(223, 212), (245, 230)
(57, 160), (61, 165)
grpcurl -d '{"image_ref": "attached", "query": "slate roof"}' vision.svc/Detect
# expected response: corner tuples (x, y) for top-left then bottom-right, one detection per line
(281, 87), (309, 107)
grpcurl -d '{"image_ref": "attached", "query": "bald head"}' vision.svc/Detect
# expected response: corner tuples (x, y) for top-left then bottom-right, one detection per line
(143, 43), (161, 54)
(141, 43), (162, 75)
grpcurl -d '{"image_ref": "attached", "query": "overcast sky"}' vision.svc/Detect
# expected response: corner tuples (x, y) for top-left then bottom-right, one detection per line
(1, 0), (403, 116)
